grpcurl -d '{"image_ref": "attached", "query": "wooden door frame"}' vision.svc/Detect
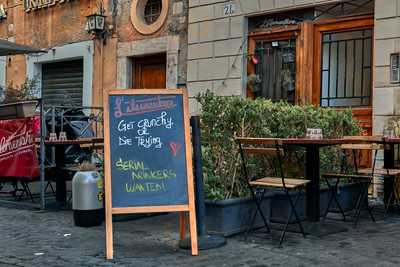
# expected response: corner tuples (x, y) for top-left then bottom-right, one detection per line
(247, 23), (314, 105)
(312, 15), (374, 135)
(247, 26), (300, 101)
(312, 15), (374, 106)
(247, 15), (374, 108)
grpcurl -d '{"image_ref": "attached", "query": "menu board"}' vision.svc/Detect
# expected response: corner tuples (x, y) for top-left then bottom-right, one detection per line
(103, 89), (198, 259)
(108, 94), (189, 207)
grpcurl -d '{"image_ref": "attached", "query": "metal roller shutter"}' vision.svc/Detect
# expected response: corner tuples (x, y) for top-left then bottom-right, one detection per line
(42, 59), (84, 106)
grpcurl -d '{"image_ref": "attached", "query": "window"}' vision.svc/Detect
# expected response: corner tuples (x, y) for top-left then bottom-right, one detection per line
(253, 39), (296, 103)
(144, 0), (162, 25)
(320, 29), (372, 107)
(390, 53), (400, 83)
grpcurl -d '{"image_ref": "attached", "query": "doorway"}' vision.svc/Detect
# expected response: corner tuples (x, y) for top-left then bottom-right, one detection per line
(253, 39), (296, 103)
(132, 54), (166, 89)
(313, 17), (374, 135)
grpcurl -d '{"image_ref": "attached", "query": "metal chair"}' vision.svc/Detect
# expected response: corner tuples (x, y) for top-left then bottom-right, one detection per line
(322, 141), (380, 227)
(235, 137), (310, 246)
(357, 150), (400, 218)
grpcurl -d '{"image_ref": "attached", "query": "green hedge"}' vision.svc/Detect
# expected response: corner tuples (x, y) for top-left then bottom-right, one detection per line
(196, 91), (360, 200)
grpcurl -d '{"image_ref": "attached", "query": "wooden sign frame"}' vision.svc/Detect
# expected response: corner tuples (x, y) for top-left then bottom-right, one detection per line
(103, 89), (198, 259)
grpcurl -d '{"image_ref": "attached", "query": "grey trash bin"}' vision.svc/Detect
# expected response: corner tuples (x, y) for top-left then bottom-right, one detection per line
(72, 171), (104, 227)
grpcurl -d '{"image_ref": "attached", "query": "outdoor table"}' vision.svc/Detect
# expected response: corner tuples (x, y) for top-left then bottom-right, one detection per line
(42, 138), (104, 205)
(282, 138), (365, 222)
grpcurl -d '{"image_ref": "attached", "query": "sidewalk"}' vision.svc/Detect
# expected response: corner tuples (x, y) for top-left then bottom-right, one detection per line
(1, 206), (400, 266)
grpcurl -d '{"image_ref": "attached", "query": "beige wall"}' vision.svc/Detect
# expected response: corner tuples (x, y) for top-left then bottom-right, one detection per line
(187, 0), (341, 113)
(373, 0), (400, 135)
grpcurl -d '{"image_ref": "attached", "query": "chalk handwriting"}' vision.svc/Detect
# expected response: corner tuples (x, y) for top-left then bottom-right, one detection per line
(137, 111), (173, 136)
(117, 120), (136, 132)
(135, 136), (162, 149)
(114, 96), (176, 118)
(118, 136), (132, 146)
(132, 169), (176, 180)
(125, 182), (167, 193)
(115, 159), (146, 171)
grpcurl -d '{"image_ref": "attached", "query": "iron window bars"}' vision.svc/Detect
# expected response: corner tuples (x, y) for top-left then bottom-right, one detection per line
(320, 29), (372, 107)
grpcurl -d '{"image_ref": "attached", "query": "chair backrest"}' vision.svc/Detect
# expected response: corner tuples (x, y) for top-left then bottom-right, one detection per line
(235, 136), (289, 188)
(339, 139), (382, 175)
(340, 143), (383, 151)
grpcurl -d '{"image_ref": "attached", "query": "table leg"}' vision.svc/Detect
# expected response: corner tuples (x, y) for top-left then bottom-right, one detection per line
(384, 144), (395, 209)
(305, 145), (320, 221)
(55, 146), (67, 204)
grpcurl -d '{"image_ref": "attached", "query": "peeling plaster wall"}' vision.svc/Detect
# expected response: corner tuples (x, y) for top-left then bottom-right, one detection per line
(0, 0), (188, 106)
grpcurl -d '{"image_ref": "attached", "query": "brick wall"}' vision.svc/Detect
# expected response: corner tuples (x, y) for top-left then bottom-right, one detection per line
(0, 0), (188, 106)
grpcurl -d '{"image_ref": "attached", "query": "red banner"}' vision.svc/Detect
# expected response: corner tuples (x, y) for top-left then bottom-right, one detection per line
(0, 117), (40, 179)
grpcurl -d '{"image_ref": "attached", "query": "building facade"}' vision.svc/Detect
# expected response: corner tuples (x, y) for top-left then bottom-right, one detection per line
(0, 0), (398, 137)
(187, 0), (400, 135)
(0, 0), (188, 107)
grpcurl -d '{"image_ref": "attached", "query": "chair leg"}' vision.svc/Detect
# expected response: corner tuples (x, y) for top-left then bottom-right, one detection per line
(322, 178), (335, 221)
(45, 181), (56, 195)
(22, 182), (35, 203)
(323, 189), (335, 222)
(247, 188), (271, 239)
(384, 176), (398, 219)
(323, 178), (345, 221)
(245, 206), (258, 240)
(363, 181), (375, 223)
(354, 181), (374, 228)
(279, 189), (305, 247)
(291, 190), (306, 238)
(332, 180), (346, 221)
(384, 191), (394, 218)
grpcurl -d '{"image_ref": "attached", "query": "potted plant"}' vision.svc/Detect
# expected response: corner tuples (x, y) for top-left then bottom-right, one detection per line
(0, 78), (39, 120)
(196, 92), (361, 236)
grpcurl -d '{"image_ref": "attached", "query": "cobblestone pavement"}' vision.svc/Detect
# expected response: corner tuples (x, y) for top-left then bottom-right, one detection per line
(1, 206), (400, 267)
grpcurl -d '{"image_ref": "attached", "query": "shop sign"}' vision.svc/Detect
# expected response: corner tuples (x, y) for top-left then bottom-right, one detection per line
(0, 117), (40, 178)
(24, 0), (73, 12)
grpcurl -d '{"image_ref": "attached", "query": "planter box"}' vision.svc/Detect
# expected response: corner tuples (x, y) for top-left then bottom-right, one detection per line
(270, 183), (362, 223)
(204, 184), (362, 236)
(270, 191), (307, 223)
(327, 183), (363, 212)
(0, 101), (37, 120)
(205, 195), (272, 237)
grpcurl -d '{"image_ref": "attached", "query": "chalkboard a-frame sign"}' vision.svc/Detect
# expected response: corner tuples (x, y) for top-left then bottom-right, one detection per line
(103, 89), (198, 259)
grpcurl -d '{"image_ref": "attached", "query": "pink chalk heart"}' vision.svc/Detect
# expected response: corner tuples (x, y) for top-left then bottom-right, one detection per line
(169, 142), (182, 156)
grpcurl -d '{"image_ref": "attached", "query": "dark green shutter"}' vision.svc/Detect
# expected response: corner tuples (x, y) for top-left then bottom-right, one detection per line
(42, 59), (84, 106)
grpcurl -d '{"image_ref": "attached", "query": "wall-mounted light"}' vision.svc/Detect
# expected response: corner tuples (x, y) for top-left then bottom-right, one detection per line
(86, 13), (106, 37)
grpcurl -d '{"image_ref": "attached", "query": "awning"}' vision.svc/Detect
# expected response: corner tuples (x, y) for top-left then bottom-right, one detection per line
(0, 39), (45, 56)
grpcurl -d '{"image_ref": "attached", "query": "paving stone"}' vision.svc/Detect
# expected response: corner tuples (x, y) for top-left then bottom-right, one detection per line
(1, 206), (400, 266)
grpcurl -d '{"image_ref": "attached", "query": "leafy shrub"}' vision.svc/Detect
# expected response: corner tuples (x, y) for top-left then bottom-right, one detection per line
(196, 91), (360, 200)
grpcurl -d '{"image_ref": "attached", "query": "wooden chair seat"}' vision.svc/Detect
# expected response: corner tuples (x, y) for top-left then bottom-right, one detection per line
(358, 168), (400, 176)
(322, 173), (372, 180)
(249, 177), (310, 189)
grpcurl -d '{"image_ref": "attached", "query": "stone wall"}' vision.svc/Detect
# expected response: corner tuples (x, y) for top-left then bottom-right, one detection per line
(373, 0), (400, 135)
